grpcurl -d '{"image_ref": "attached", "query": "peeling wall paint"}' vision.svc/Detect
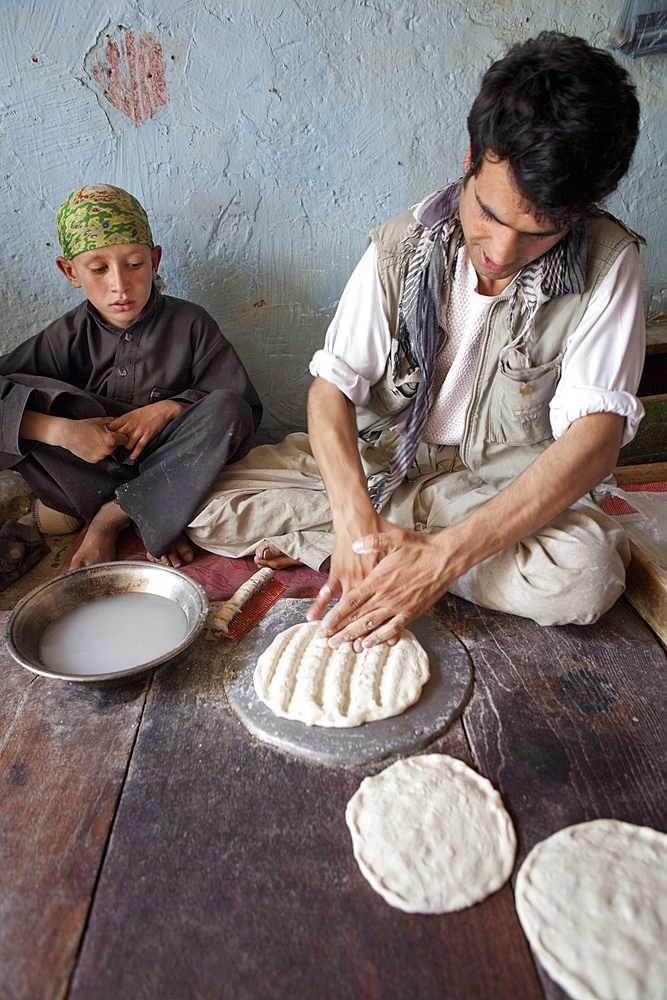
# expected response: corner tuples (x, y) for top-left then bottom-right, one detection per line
(1, 1), (665, 435)
(85, 27), (169, 124)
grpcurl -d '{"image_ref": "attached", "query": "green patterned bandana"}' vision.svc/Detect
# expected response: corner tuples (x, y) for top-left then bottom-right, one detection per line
(56, 184), (154, 259)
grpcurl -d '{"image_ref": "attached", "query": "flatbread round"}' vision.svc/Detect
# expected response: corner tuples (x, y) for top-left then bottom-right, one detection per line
(515, 819), (667, 1000)
(253, 621), (429, 728)
(345, 754), (517, 913)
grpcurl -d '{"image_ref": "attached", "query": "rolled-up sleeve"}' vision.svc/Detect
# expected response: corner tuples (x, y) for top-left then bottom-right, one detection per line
(550, 244), (646, 447)
(309, 244), (391, 406)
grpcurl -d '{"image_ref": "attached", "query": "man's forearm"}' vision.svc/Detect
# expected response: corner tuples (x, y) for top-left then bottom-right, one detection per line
(307, 377), (376, 530)
(315, 409), (627, 648)
(438, 410), (626, 579)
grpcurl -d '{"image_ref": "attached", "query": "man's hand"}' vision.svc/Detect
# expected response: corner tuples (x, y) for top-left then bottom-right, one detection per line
(107, 400), (188, 460)
(307, 512), (392, 622)
(309, 526), (450, 650)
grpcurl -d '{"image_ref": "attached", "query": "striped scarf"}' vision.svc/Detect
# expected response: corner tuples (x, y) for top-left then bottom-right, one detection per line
(368, 179), (589, 512)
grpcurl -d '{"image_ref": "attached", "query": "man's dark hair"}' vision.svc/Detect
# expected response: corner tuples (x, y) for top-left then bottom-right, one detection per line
(466, 32), (640, 227)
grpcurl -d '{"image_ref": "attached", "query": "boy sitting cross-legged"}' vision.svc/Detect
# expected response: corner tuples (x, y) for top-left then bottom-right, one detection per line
(0, 183), (261, 568)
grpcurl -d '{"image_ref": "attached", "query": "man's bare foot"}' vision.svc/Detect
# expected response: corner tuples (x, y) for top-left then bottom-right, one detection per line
(69, 501), (131, 569)
(254, 540), (302, 570)
(147, 533), (195, 568)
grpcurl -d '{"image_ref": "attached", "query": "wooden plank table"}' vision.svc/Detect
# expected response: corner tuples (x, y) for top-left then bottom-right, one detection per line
(1, 593), (666, 1000)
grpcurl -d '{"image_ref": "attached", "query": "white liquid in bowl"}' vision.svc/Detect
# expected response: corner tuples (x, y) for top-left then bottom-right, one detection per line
(38, 592), (189, 676)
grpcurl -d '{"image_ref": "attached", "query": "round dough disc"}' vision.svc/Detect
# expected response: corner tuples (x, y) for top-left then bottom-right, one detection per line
(345, 754), (517, 913)
(253, 620), (429, 728)
(515, 819), (667, 1000)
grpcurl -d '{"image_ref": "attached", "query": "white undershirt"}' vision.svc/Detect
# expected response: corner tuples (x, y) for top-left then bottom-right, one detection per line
(309, 239), (646, 447)
(422, 246), (499, 445)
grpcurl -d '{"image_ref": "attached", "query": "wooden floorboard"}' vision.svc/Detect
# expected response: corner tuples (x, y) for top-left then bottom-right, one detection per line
(442, 594), (667, 1000)
(66, 634), (543, 1000)
(0, 631), (148, 1000)
(3, 592), (666, 1000)
(445, 596), (667, 850)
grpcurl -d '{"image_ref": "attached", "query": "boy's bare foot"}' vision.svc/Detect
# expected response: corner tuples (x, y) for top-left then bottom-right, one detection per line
(69, 501), (131, 569)
(147, 533), (195, 568)
(254, 540), (302, 570)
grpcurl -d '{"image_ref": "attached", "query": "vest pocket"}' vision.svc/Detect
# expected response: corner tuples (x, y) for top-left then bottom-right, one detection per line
(487, 352), (562, 445)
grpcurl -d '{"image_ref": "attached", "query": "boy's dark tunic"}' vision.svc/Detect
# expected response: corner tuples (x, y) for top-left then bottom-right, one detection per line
(0, 287), (261, 556)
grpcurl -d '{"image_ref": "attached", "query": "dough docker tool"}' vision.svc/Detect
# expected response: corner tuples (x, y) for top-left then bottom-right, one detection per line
(208, 567), (286, 640)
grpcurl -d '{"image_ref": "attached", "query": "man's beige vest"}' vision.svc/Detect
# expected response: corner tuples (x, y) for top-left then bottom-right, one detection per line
(358, 209), (639, 489)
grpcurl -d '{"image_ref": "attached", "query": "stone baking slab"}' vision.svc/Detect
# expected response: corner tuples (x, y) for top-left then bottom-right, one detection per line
(223, 599), (473, 766)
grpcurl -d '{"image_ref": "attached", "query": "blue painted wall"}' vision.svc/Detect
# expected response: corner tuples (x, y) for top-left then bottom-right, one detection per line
(1, 1), (665, 435)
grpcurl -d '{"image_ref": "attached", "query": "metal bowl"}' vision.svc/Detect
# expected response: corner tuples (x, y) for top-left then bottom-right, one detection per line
(4, 561), (209, 684)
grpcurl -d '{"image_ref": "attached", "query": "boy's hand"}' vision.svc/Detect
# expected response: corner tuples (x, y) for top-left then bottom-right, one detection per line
(107, 400), (188, 460)
(60, 416), (130, 463)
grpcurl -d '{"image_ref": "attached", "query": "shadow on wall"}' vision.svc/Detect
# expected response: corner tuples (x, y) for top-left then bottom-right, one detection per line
(170, 257), (324, 438)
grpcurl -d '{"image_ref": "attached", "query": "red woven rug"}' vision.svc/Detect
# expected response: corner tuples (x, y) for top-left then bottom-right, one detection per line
(65, 527), (327, 601)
